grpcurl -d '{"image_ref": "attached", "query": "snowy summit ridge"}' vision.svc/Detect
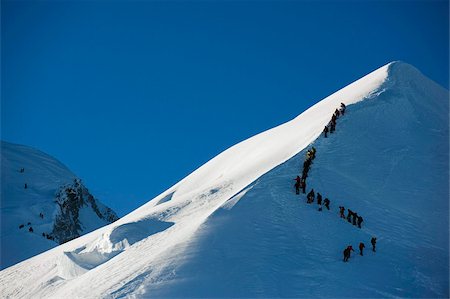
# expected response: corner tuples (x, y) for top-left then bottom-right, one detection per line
(0, 62), (448, 298)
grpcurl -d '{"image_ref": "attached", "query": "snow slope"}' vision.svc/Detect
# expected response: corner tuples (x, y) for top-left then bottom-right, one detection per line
(0, 62), (448, 298)
(0, 141), (118, 269)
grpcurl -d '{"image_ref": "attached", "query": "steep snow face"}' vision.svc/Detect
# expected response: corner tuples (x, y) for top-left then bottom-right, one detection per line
(1, 62), (448, 298)
(0, 142), (119, 269)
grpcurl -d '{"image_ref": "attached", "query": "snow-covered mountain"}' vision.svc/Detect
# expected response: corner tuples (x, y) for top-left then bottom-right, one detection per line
(0, 62), (448, 298)
(0, 141), (119, 269)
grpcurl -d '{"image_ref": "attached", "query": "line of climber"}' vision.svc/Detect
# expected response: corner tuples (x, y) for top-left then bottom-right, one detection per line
(323, 103), (346, 137)
(303, 189), (364, 230)
(339, 206), (364, 228)
(293, 147), (316, 195)
(306, 189), (331, 211)
(343, 237), (377, 262)
(290, 103), (378, 263)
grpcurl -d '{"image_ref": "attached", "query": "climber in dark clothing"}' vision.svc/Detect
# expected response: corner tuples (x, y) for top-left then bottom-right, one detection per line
(352, 212), (358, 226)
(330, 122), (336, 133)
(19, 224), (24, 229)
(335, 109), (340, 118)
(339, 206), (346, 218)
(303, 159), (311, 171)
(24, 183), (28, 189)
(343, 247), (350, 262)
(359, 242), (365, 256)
(340, 102), (346, 115)
(371, 237), (377, 252)
(302, 168), (308, 179)
(357, 215), (363, 228)
(343, 245), (354, 262)
(301, 178), (306, 194)
(307, 189), (315, 203)
(323, 198), (330, 210)
(323, 126), (329, 138)
(310, 147), (316, 159)
(317, 193), (322, 206)
(347, 209), (353, 223)
(294, 176), (301, 194)
(28, 227), (33, 233)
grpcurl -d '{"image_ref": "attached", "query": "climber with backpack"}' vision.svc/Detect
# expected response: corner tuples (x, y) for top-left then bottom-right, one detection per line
(323, 126), (329, 138)
(343, 245), (354, 262)
(371, 237), (377, 252)
(347, 209), (353, 223)
(294, 176), (301, 195)
(323, 198), (330, 210)
(307, 189), (315, 203)
(339, 206), (346, 219)
(359, 242), (365, 256)
(340, 102), (346, 115)
(357, 215), (364, 228)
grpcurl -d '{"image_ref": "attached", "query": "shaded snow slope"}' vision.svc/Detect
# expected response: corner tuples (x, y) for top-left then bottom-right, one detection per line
(0, 141), (118, 269)
(1, 62), (448, 298)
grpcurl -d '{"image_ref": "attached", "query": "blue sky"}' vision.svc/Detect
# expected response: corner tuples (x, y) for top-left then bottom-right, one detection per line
(2, 0), (448, 216)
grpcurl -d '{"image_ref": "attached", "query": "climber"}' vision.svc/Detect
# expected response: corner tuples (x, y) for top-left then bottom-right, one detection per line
(357, 215), (364, 228)
(335, 109), (340, 118)
(317, 193), (322, 206)
(19, 168), (25, 173)
(339, 206), (346, 219)
(307, 189), (315, 204)
(19, 224), (24, 229)
(352, 212), (358, 226)
(359, 242), (365, 256)
(347, 209), (353, 223)
(303, 164), (310, 178)
(340, 102), (346, 115)
(301, 178), (306, 194)
(302, 168), (308, 180)
(28, 227), (33, 233)
(294, 176), (301, 195)
(323, 198), (330, 210)
(39, 212), (44, 219)
(323, 126), (329, 138)
(303, 159), (312, 171)
(311, 147), (316, 159)
(343, 245), (354, 262)
(371, 237), (377, 252)
(24, 183), (28, 189)
(330, 122), (336, 133)
(343, 247), (350, 262)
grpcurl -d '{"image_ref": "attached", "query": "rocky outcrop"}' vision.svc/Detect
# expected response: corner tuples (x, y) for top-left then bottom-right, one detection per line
(52, 179), (119, 244)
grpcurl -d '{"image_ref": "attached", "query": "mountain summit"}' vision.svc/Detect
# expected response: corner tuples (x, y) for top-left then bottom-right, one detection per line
(0, 62), (448, 298)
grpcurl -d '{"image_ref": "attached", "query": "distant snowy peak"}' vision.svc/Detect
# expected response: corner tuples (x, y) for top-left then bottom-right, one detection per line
(0, 141), (119, 269)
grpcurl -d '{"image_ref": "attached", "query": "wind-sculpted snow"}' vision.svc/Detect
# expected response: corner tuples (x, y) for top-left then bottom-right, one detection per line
(1, 62), (448, 298)
(57, 218), (174, 280)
